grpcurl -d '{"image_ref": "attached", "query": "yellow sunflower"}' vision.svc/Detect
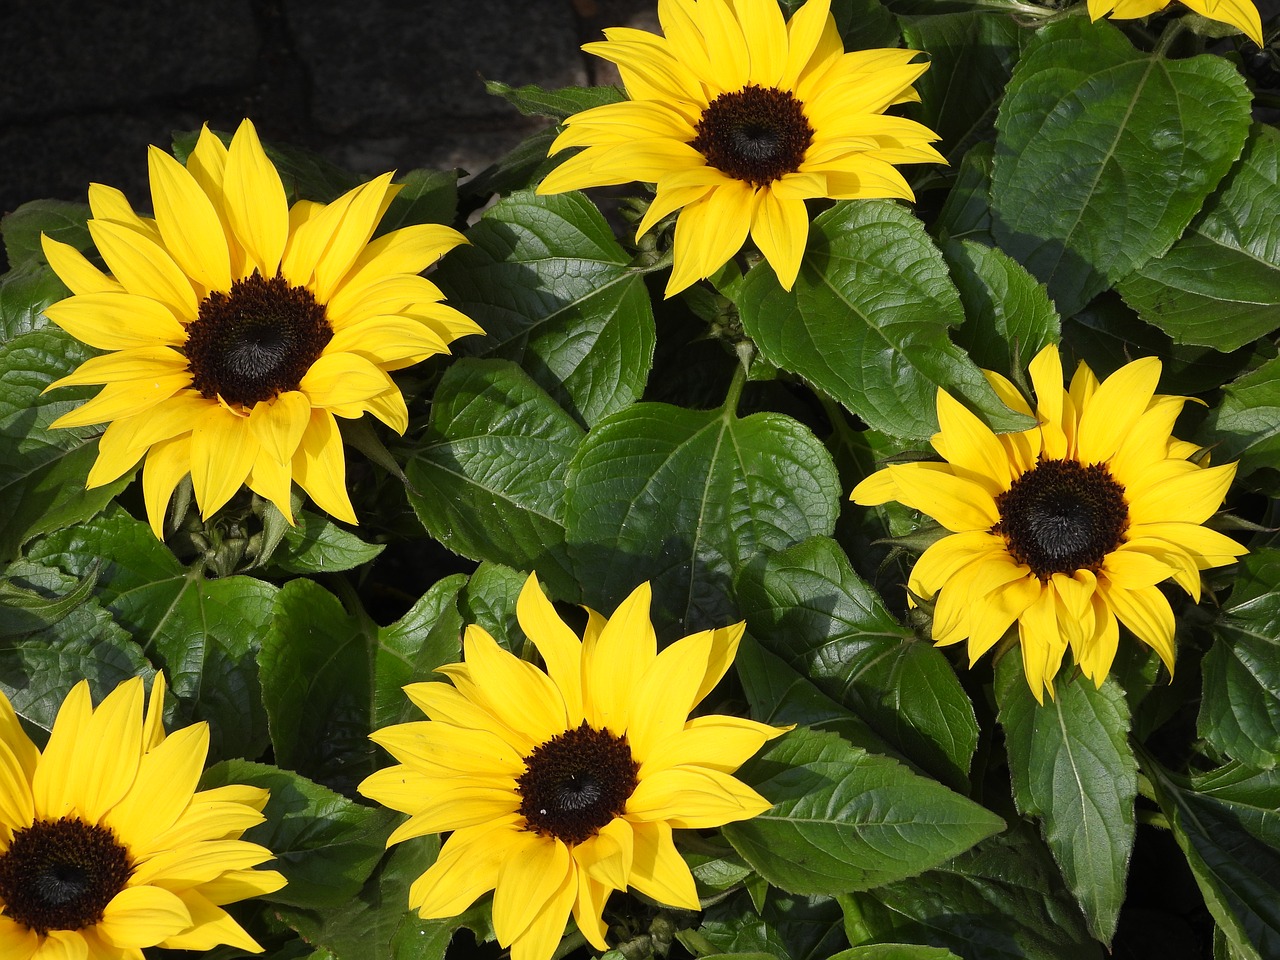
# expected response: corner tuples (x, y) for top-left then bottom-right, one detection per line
(0, 674), (285, 958)
(851, 344), (1247, 702)
(537, 0), (944, 296)
(358, 574), (789, 960)
(1087, 0), (1264, 46)
(40, 118), (482, 538)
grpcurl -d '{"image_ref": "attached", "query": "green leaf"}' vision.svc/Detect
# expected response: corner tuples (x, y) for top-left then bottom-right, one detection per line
(830, 947), (961, 960)
(373, 575), (467, 729)
(460, 127), (560, 201)
(26, 507), (277, 762)
(457, 561), (531, 653)
(1200, 550), (1280, 769)
(739, 199), (1033, 441)
(902, 11), (1030, 161)
(0, 560), (151, 733)
(737, 537), (978, 791)
(696, 888), (846, 960)
(375, 168), (459, 235)
(434, 190), (655, 427)
(945, 238), (1061, 380)
(722, 727), (1003, 895)
(266, 511), (385, 574)
(1118, 124), (1280, 351)
(935, 143), (997, 246)
(991, 17), (1252, 316)
(735, 635), (902, 762)
(483, 79), (624, 119)
(275, 837), (460, 960)
(201, 759), (394, 910)
(2, 199), (92, 269)
(846, 823), (1101, 960)
(1200, 354), (1280, 482)
(1144, 759), (1280, 960)
(564, 404), (840, 635)
(402, 358), (583, 599)
(995, 655), (1136, 944)
(259, 579), (372, 794)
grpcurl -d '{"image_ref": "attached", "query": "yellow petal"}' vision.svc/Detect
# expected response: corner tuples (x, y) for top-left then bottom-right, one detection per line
(30, 680), (95, 819)
(583, 582), (656, 735)
(156, 889), (263, 953)
(882, 463), (1000, 532)
(1127, 461), (1238, 526)
(1182, 0), (1264, 45)
(300, 351), (394, 407)
(97, 884), (192, 949)
(312, 173), (398, 304)
(45, 293), (188, 350)
(104, 723), (209, 854)
(517, 574), (585, 726)
(749, 188), (809, 291)
(1099, 581), (1176, 675)
(409, 815), (524, 918)
(48, 374), (193, 429)
(627, 819), (700, 910)
(492, 834), (572, 949)
(248, 391), (311, 465)
(291, 409), (356, 523)
(1129, 521), (1247, 569)
(70, 676), (145, 823)
(640, 715), (781, 776)
(143, 671), (168, 751)
(87, 219), (198, 320)
(47, 346), (188, 389)
(462, 626), (568, 748)
(143, 434), (193, 539)
(224, 119), (288, 276)
(325, 315), (450, 369)
(148, 145), (231, 292)
(666, 181), (753, 296)
(41, 234), (124, 296)
(190, 404), (257, 519)
(1017, 586), (1067, 704)
(1077, 356), (1161, 465)
(626, 765), (771, 827)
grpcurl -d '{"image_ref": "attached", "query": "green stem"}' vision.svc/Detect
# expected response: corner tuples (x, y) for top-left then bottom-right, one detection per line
(1153, 17), (1189, 57)
(721, 361), (747, 417)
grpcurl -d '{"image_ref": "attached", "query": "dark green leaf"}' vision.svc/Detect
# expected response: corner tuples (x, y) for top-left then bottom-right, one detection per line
(0, 558), (100, 637)
(375, 168), (459, 235)
(935, 143), (997, 246)
(779, 0), (900, 50)
(845, 823), (1100, 960)
(434, 190), (655, 426)
(995, 656), (1136, 944)
(457, 561), (532, 653)
(945, 238), (1061, 380)
(739, 199), (1033, 441)
(991, 18), (1252, 316)
(830, 947), (961, 960)
(402, 358), (583, 599)
(902, 12), (1030, 161)
(1200, 550), (1280, 769)
(564, 404), (840, 635)
(460, 127), (560, 201)
(1118, 124), (1280, 351)
(735, 634), (902, 762)
(2, 199), (92, 269)
(259, 579), (372, 794)
(1144, 759), (1280, 960)
(722, 727), (1003, 895)
(373, 575), (467, 729)
(737, 537), (978, 790)
(27, 507), (277, 762)
(201, 760), (395, 910)
(0, 561), (150, 734)
(696, 888), (846, 960)
(275, 837), (460, 960)
(1, 262), (72, 341)
(266, 511), (385, 574)
(483, 79), (624, 119)
(1200, 354), (1280, 481)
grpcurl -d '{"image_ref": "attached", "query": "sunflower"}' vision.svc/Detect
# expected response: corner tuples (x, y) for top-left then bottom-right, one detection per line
(851, 344), (1247, 702)
(41, 118), (482, 538)
(358, 574), (788, 960)
(536, 0), (944, 296)
(1087, 0), (1264, 47)
(0, 674), (285, 958)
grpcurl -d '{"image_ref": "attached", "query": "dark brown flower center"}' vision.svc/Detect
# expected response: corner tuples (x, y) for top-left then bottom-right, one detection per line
(692, 84), (814, 187)
(517, 721), (639, 845)
(0, 817), (134, 935)
(184, 272), (333, 407)
(993, 458), (1130, 581)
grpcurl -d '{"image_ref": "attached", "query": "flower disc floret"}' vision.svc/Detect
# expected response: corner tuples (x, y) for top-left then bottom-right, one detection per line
(358, 573), (790, 960)
(41, 118), (483, 538)
(850, 343), (1248, 702)
(0, 675), (286, 959)
(537, 0), (944, 296)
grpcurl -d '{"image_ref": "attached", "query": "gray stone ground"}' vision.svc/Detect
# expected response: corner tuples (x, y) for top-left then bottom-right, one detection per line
(2, 0), (1277, 270)
(0, 0), (656, 262)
